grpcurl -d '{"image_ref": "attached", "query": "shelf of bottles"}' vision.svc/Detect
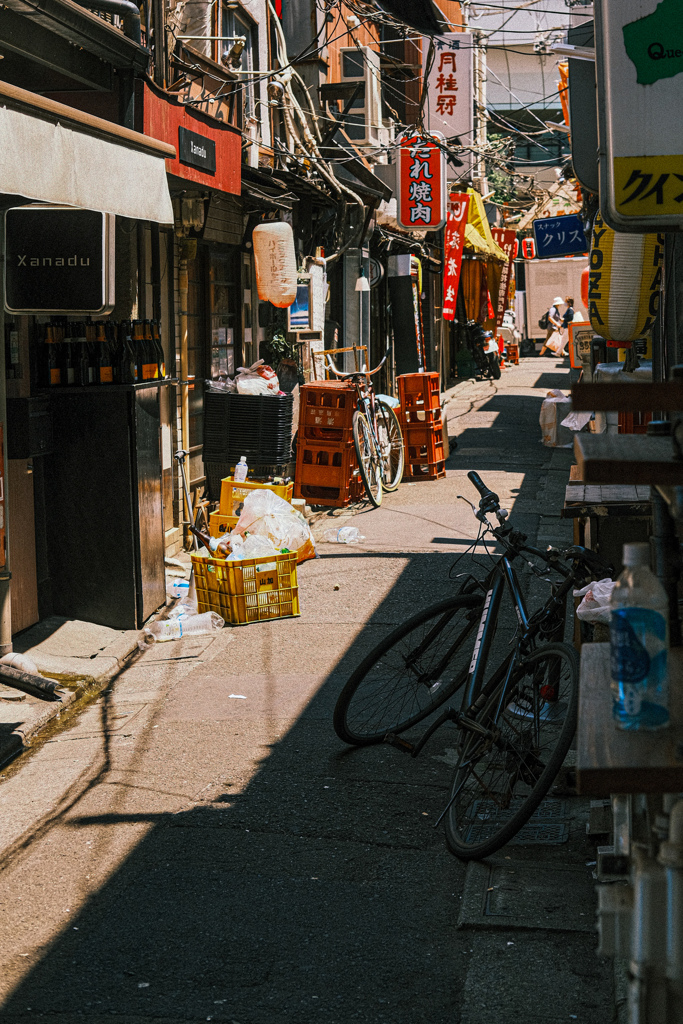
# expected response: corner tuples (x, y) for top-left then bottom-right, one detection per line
(40, 318), (169, 389)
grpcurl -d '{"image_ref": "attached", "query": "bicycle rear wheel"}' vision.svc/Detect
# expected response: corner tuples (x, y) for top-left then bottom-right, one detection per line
(376, 401), (404, 492)
(444, 642), (578, 861)
(333, 594), (483, 746)
(354, 410), (382, 507)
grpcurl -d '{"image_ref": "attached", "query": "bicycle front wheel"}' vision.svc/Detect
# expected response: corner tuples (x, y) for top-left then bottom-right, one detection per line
(333, 594), (483, 746)
(445, 641), (579, 861)
(354, 410), (382, 507)
(376, 401), (404, 492)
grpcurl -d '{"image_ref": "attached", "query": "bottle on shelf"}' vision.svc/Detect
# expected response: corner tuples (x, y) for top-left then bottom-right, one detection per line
(118, 321), (137, 384)
(133, 320), (147, 381)
(143, 320), (158, 380)
(60, 321), (75, 386)
(85, 322), (98, 385)
(45, 324), (61, 387)
(5, 321), (19, 380)
(152, 320), (166, 378)
(73, 322), (89, 386)
(610, 541), (670, 731)
(96, 323), (113, 384)
(234, 456), (248, 483)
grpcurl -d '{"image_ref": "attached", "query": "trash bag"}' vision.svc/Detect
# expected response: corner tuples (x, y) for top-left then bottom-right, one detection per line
(235, 489), (317, 563)
(545, 330), (565, 355)
(574, 578), (615, 624)
(539, 389), (572, 447)
(235, 359), (280, 395)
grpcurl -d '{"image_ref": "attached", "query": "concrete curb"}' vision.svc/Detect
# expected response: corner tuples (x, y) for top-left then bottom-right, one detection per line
(0, 631), (142, 768)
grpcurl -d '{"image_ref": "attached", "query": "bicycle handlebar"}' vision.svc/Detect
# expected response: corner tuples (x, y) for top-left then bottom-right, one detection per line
(325, 347), (389, 380)
(467, 471), (500, 511)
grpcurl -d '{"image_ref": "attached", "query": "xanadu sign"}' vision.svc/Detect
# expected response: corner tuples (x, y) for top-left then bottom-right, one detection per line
(397, 132), (447, 231)
(596, 0), (683, 230)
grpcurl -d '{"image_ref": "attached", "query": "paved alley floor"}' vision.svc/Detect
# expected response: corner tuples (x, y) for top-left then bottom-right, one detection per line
(0, 357), (614, 1023)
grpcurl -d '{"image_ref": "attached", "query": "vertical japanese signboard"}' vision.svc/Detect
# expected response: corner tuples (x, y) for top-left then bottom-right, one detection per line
(443, 193), (470, 321)
(491, 227), (517, 328)
(423, 33), (474, 179)
(596, 0), (683, 230)
(397, 132), (447, 231)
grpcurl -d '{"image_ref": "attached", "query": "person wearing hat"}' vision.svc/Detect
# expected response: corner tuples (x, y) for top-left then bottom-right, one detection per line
(538, 296), (564, 356)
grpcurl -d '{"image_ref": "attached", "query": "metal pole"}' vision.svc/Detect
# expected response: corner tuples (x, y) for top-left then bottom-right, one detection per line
(0, 216), (11, 656)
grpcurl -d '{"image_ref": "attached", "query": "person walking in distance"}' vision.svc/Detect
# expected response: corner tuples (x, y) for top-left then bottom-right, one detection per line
(538, 296), (564, 356)
(557, 296), (575, 356)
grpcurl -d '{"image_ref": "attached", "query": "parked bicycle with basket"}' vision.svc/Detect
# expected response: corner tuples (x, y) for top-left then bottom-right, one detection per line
(333, 470), (611, 859)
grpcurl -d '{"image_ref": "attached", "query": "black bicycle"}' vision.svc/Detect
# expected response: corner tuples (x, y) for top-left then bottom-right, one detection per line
(333, 470), (611, 860)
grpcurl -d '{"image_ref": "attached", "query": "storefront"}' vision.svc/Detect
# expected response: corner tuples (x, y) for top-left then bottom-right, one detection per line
(0, 80), (175, 638)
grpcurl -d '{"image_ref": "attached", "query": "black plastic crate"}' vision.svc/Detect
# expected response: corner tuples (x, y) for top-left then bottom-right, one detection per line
(203, 391), (294, 466)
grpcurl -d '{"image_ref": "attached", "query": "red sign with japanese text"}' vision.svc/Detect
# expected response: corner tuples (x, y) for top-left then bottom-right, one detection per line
(443, 193), (470, 321)
(397, 132), (447, 231)
(491, 227), (517, 328)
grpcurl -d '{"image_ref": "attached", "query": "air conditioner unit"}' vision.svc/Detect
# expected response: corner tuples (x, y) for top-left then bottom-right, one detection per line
(338, 46), (382, 147)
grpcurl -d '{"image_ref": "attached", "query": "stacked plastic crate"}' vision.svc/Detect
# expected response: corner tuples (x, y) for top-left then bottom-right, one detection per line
(397, 372), (446, 480)
(293, 381), (364, 507)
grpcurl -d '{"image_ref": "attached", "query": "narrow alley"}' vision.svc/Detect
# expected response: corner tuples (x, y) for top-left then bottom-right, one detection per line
(0, 357), (614, 1024)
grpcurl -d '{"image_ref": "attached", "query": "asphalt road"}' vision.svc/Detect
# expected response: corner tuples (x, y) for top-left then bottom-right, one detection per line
(0, 357), (614, 1023)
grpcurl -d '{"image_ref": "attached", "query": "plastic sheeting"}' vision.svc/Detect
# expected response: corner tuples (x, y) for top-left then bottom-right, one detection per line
(0, 106), (174, 224)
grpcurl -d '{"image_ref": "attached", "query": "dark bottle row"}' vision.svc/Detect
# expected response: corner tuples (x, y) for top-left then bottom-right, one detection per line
(40, 318), (168, 388)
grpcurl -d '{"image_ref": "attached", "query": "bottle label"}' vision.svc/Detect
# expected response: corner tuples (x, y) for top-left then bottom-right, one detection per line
(611, 607), (668, 726)
(50, 368), (61, 385)
(100, 366), (113, 383)
(143, 363), (155, 380)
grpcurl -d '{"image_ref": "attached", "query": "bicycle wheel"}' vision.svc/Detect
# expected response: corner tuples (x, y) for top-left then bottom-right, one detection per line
(444, 642), (579, 860)
(353, 410), (382, 507)
(334, 594), (484, 746)
(376, 401), (404, 492)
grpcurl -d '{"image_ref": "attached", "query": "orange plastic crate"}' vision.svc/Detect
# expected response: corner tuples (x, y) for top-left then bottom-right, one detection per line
(397, 372), (440, 412)
(300, 382), (357, 428)
(295, 440), (358, 490)
(400, 407), (442, 426)
(402, 422), (444, 451)
(404, 459), (446, 481)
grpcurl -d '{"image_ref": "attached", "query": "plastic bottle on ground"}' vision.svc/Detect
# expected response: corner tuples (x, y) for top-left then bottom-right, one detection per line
(139, 611), (225, 647)
(234, 456), (248, 483)
(322, 526), (365, 544)
(166, 578), (191, 600)
(610, 542), (669, 730)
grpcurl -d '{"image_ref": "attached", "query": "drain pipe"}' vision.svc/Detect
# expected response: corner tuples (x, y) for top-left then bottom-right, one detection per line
(178, 243), (191, 545)
(659, 799), (683, 1017)
(79, 0), (142, 45)
(629, 844), (669, 1023)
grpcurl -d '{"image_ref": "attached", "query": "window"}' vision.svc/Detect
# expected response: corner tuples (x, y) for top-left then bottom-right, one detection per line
(220, 5), (258, 128)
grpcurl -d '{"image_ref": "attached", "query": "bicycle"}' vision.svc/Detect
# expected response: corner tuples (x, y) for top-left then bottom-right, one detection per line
(333, 470), (612, 860)
(325, 349), (404, 507)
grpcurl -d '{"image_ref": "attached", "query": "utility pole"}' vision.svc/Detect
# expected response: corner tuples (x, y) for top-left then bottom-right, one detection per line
(472, 29), (487, 195)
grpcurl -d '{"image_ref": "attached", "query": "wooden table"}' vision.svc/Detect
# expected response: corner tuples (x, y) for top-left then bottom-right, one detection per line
(562, 483), (652, 573)
(577, 643), (683, 796)
(574, 434), (683, 485)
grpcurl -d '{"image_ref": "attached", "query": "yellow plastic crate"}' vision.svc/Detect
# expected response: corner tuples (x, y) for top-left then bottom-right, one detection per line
(219, 477), (294, 518)
(209, 510), (238, 539)
(191, 550), (300, 626)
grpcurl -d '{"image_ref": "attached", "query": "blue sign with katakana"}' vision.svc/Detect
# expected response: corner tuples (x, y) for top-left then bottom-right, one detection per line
(532, 214), (588, 259)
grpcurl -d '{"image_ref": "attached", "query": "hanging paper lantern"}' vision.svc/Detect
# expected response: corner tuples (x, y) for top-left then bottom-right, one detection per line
(588, 212), (664, 342)
(512, 238), (519, 259)
(521, 238), (535, 259)
(253, 221), (297, 307)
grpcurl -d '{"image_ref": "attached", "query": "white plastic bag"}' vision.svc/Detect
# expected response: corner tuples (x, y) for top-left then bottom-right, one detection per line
(574, 578), (615, 624)
(235, 489), (316, 563)
(561, 410), (593, 433)
(235, 359), (280, 396)
(539, 389), (572, 447)
(546, 331), (565, 355)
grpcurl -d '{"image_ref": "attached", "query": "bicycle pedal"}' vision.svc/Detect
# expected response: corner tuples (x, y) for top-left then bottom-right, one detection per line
(384, 732), (415, 754)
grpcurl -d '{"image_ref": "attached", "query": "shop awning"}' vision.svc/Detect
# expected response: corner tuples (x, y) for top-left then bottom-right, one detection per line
(465, 189), (508, 262)
(0, 81), (175, 224)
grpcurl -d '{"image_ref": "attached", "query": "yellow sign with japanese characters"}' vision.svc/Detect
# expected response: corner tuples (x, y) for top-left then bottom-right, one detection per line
(614, 155), (683, 218)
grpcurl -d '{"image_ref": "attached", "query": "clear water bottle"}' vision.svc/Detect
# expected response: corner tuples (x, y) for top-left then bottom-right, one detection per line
(234, 456), (248, 483)
(610, 542), (669, 730)
(139, 611), (225, 647)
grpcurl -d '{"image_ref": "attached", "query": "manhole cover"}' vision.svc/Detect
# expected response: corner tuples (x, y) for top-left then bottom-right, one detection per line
(464, 798), (569, 845)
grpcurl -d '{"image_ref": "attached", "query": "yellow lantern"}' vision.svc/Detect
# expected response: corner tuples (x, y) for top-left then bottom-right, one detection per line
(253, 221), (297, 308)
(588, 212), (664, 342)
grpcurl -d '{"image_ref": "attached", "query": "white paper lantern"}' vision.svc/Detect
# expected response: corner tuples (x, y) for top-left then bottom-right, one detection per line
(253, 221), (297, 308)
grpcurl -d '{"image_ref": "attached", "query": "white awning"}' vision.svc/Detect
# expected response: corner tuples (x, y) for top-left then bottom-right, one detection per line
(0, 83), (175, 225)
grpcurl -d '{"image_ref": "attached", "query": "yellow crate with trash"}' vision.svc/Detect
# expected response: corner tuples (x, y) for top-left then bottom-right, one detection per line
(219, 477), (294, 518)
(192, 550), (300, 626)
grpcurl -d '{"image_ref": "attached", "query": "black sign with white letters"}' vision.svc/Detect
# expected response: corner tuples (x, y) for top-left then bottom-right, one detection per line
(178, 126), (216, 174)
(5, 207), (111, 313)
